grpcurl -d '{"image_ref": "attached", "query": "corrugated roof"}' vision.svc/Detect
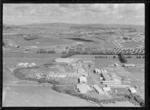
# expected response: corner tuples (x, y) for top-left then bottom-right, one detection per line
(93, 85), (104, 94)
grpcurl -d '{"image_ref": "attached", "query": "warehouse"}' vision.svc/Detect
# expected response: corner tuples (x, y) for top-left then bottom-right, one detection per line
(78, 76), (87, 84)
(94, 68), (101, 74)
(106, 84), (130, 88)
(76, 84), (92, 93)
(102, 81), (122, 85)
(101, 72), (111, 81)
(55, 58), (78, 64)
(128, 87), (137, 93)
(123, 64), (135, 67)
(103, 87), (111, 92)
(114, 63), (120, 67)
(93, 85), (105, 94)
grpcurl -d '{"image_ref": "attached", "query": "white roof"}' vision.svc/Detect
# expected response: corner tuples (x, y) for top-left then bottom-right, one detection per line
(77, 84), (92, 93)
(129, 87), (137, 93)
(55, 58), (78, 63)
(31, 62), (36, 65)
(79, 76), (87, 81)
(103, 87), (111, 92)
(114, 63), (119, 66)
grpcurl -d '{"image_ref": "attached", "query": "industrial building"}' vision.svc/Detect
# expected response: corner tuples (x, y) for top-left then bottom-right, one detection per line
(128, 87), (137, 93)
(102, 81), (122, 85)
(106, 84), (130, 88)
(103, 87), (111, 92)
(78, 76), (87, 83)
(101, 72), (111, 81)
(76, 84), (92, 93)
(122, 64), (135, 67)
(93, 85), (105, 94)
(94, 68), (108, 75)
(94, 68), (101, 74)
(55, 58), (78, 64)
(29, 62), (36, 67)
(114, 63), (120, 67)
(17, 62), (37, 68)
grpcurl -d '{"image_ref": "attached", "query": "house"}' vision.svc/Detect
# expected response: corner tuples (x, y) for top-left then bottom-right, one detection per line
(78, 76), (87, 83)
(128, 87), (137, 93)
(93, 85), (105, 94)
(76, 84), (92, 93)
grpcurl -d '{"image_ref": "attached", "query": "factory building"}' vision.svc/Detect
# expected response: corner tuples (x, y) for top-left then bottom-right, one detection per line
(122, 64), (135, 67)
(76, 84), (92, 93)
(94, 68), (108, 74)
(101, 72), (111, 81)
(94, 68), (101, 74)
(114, 63), (120, 67)
(103, 87), (111, 92)
(93, 85), (105, 94)
(29, 62), (36, 67)
(55, 58), (78, 64)
(128, 87), (137, 93)
(78, 76), (87, 84)
(102, 81), (122, 85)
(106, 84), (130, 88)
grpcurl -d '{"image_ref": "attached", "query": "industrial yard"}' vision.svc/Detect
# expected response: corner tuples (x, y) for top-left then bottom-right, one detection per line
(3, 54), (145, 106)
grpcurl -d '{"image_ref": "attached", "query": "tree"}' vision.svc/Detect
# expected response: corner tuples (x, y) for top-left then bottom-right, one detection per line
(113, 56), (116, 59)
(118, 53), (127, 63)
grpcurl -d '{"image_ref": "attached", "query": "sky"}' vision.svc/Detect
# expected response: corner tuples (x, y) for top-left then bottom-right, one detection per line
(3, 4), (145, 25)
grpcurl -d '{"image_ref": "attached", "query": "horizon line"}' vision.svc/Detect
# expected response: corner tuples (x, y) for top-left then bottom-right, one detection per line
(3, 22), (144, 26)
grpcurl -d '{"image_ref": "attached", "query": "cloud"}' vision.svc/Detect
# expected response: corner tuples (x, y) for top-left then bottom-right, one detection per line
(3, 4), (144, 25)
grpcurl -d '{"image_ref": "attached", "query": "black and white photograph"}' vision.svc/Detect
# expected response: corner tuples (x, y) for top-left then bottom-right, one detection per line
(2, 3), (145, 107)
